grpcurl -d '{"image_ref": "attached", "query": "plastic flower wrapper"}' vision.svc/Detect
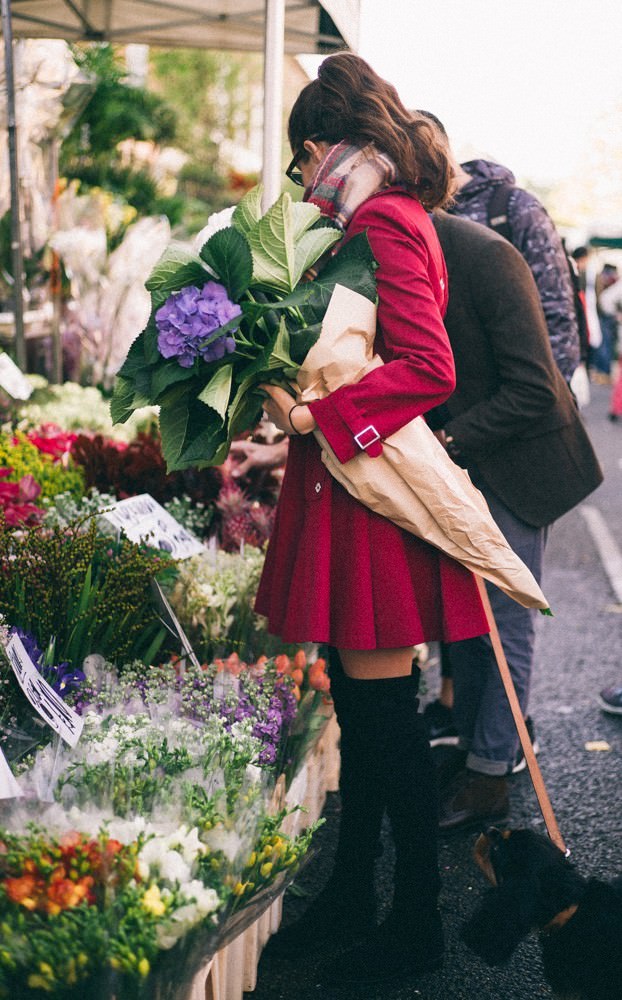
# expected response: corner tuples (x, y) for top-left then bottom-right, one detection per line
(0, 624), (86, 765)
(110, 185), (377, 472)
(1, 681), (321, 999)
(167, 544), (268, 662)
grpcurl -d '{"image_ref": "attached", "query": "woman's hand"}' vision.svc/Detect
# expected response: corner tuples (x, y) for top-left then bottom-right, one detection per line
(259, 384), (317, 436)
(230, 439), (289, 477)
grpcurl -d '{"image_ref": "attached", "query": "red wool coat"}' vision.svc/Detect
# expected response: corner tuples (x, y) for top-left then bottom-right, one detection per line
(255, 188), (488, 650)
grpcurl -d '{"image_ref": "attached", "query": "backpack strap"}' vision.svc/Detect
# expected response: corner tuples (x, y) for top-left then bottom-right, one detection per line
(487, 183), (515, 242)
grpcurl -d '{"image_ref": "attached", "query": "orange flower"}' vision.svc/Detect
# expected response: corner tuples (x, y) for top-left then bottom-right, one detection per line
(293, 650), (307, 670)
(274, 654), (291, 675)
(291, 668), (304, 686)
(46, 874), (93, 914)
(4, 874), (40, 909)
(225, 652), (245, 676)
(308, 660), (330, 693)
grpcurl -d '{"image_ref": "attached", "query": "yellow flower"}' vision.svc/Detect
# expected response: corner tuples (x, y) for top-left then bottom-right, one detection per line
(138, 958), (150, 977)
(232, 881), (248, 897)
(27, 975), (52, 992)
(260, 862), (273, 878)
(38, 963), (54, 978)
(247, 852), (257, 867)
(142, 883), (166, 917)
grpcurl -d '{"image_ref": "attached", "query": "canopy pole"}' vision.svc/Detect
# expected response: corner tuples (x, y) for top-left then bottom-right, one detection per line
(261, 0), (285, 211)
(1, 0), (26, 370)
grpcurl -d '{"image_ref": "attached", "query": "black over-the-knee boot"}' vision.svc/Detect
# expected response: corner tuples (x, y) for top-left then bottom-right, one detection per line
(325, 671), (444, 985)
(267, 650), (381, 955)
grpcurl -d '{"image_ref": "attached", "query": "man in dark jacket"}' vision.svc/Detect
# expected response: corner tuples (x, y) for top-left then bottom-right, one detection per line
(449, 158), (581, 385)
(429, 211), (603, 830)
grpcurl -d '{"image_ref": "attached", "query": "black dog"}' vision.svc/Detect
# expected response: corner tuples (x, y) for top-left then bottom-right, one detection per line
(462, 827), (622, 1000)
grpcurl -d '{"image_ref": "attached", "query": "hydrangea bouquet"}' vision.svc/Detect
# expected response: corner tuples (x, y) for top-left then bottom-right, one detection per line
(110, 187), (376, 472)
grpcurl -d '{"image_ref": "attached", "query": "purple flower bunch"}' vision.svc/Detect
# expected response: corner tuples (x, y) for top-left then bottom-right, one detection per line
(10, 628), (85, 699)
(155, 281), (242, 368)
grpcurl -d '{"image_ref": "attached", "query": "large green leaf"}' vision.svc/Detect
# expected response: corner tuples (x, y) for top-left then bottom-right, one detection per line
(150, 359), (197, 401)
(267, 317), (294, 372)
(110, 376), (135, 424)
(280, 231), (378, 324)
(247, 193), (296, 293)
(145, 243), (208, 294)
(288, 322), (322, 365)
(144, 323), (161, 365)
(116, 333), (147, 380)
(176, 422), (227, 469)
(232, 185), (263, 235)
(199, 227), (253, 301)
(197, 363), (233, 420)
(293, 227), (341, 286)
(291, 201), (322, 241)
(158, 383), (192, 469)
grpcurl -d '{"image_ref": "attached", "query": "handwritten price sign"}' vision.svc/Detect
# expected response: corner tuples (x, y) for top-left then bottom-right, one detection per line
(99, 494), (205, 560)
(6, 635), (83, 748)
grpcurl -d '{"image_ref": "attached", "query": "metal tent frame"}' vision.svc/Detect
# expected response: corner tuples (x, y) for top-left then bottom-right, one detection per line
(1, 0), (359, 372)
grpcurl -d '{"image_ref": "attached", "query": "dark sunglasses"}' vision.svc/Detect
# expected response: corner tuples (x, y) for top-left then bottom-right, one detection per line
(285, 135), (328, 187)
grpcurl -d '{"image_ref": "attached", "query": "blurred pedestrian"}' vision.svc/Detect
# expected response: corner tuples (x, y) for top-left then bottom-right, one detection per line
(426, 207), (603, 831)
(597, 269), (622, 418)
(417, 113), (583, 744)
(442, 133), (581, 385)
(258, 54), (490, 985)
(590, 263), (619, 381)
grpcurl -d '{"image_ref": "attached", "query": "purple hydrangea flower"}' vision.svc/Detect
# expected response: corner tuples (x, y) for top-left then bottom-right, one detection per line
(155, 282), (241, 368)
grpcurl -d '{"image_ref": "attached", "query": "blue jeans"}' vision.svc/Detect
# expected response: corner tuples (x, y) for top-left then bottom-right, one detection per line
(447, 483), (548, 775)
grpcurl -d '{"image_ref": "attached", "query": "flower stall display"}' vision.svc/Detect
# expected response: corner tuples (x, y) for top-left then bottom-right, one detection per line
(0, 520), (177, 764)
(0, 654), (324, 999)
(0, 431), (84, 503)
(13, 378), (157, 443)
(168, 546), (268, 663)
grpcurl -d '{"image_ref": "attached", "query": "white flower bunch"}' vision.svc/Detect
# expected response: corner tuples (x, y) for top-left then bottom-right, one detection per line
(16, 379), (156, 440)
(170, 545), (265, 649)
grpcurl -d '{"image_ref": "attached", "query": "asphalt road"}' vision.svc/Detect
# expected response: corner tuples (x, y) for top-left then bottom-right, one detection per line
(251, 382), (622, 1000)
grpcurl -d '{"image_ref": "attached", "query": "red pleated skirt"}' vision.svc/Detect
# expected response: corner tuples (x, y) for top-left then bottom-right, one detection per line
(255, 435), (489, 650)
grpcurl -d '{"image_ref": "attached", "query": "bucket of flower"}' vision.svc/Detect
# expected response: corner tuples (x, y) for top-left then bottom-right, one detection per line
(0, 655), (324, 1000)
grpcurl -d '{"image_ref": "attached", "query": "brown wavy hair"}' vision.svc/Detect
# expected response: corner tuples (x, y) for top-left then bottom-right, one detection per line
(288, 53), (454, 210)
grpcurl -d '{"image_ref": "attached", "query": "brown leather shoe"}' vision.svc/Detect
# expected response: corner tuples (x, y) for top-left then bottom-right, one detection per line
(438, 769), (509, 833)
(434, 746), (468, 791)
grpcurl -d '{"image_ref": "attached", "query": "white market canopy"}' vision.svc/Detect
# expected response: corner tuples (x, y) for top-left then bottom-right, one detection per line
(4, 0), (360, 52)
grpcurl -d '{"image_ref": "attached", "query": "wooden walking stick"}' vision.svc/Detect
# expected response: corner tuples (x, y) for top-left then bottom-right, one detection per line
(475, 576), (567, 855)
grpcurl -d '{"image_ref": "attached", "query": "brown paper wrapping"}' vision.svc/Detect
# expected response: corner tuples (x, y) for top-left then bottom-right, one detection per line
(297, 284), (549, 610)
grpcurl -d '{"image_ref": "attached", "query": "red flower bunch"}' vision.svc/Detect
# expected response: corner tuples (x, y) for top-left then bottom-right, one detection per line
(0, 468), (44, 526)
(1, 831), (135, 917)
(70, 431), (222, 506)
(26, 423), (79, 462)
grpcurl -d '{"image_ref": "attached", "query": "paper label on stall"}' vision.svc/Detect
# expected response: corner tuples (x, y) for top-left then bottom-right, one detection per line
(99, 494), (205, 559)
(0, 353), (32, 400)
(6, 635), (83, 747)
(0, 746), (23, 798)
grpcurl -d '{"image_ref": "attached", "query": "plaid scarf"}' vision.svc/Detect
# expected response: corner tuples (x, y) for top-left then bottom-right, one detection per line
(305, 141), (400, 230)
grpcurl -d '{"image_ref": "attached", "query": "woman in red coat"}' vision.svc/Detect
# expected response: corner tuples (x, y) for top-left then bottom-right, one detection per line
(257, 54), (489, 986)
